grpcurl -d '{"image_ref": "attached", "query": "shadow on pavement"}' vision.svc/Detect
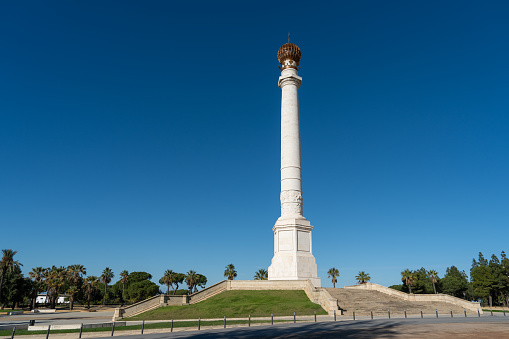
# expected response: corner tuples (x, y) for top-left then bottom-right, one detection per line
(138, 321), (402, 339)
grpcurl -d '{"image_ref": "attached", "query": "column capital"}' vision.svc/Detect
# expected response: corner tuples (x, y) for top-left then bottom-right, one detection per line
(278, 73), (302, 89)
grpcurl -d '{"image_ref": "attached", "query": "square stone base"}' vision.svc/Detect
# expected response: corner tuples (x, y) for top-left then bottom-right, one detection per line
(268, 217), (321, 287)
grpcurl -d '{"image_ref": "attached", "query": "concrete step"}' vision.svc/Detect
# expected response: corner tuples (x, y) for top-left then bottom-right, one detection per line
(326, 288), (478, 316)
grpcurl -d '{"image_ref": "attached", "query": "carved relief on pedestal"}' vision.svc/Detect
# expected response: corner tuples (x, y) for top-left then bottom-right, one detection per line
(280, 190), (303, 216)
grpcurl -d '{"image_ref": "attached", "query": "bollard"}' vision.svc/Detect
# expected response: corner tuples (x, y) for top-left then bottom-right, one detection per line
(271, 313), (273, 325)
(79, 324), (83, 338)
(293, 312), (296, 324)
(11, 327), (15, 339)
(371, 309), (373, 320)
(450, 309), (453, 318)
(46, 325), (51, 339)
(198, 317), (201, 331)
(334, 310), (336, 322)
(420, 309), (423, 318)
(141, 320), (144, 334)
(353, 309), (356, 321)
(464, 309), (467, 318)
(388, 309), (390, 319)
(111, 322), (115, 336)
(171, 319), (173, 332)
(503, 308), (506, 316)
(404, 309), (407, 319)
(224, 316), (226, 329)
(314, 311), (316, 322)
(478, 309), (480, 317)
(490, 309), (493, 316)
(436, 309), (438, 318)
(249, 314), (251, 327)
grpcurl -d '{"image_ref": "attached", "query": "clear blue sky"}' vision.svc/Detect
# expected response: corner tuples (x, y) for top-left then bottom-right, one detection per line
(1, 1), (508, 289)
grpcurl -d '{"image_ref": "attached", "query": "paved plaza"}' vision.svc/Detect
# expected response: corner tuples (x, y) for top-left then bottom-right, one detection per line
(1, 311), (508, 338)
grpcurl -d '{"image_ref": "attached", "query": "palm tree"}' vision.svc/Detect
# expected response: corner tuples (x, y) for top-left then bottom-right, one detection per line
(401, 269), (416, 294)
(46, 266), (67, 308)
(0, 249), (22, 305)
(29, 267), (47, 309)
(327, 268), (340, 288)
(254, 268), (268, 280)
(356, 271), (371, 284)
(119, 270), (129, 304)
(159, 270), (176, 295)
(427, 269), (439, 294)
(185, 270), (198, 294)
(83, 276), (99, 309)
(67, 264), (86, 287)
(67, 286), (79, 310)
(224, 264), (237, 280)
(100, 268), (114, 305)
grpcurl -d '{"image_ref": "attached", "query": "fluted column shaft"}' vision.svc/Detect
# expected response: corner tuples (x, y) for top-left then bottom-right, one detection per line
(278, 67), (303, 218)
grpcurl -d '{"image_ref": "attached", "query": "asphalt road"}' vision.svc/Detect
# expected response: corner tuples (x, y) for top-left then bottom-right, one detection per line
(0, 311), (114, 330)
(97, 316), (509, 339)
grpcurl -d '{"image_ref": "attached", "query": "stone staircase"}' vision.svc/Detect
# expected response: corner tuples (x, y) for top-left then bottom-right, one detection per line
(326, 288), (479, 317)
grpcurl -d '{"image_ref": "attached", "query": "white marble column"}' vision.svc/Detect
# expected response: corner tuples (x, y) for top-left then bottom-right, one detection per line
(279, 68), (304, 218)
(268, 45), (320, 287)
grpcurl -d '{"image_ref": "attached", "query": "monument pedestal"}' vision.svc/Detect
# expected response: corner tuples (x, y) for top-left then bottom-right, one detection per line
(268, 217), (321, 287)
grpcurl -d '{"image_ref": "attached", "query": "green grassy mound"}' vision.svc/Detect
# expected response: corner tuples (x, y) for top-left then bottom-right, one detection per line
(126, 290), (327, 320)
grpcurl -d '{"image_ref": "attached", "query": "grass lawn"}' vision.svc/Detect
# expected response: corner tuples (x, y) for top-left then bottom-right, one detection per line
(482, 309), (507, 313)
(0, 309), (23, 313)
(0, 320), (294, 336)
(126, 290), (327, 320)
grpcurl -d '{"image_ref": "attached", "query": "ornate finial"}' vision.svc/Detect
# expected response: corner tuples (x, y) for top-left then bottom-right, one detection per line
(277, 38), (301, 70)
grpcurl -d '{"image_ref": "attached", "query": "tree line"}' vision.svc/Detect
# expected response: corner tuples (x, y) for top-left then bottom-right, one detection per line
(0, 251), (270, 310)
(0, 249), (208, 310)
(393, 252), (509, 307)
(329, 252), (508, 307)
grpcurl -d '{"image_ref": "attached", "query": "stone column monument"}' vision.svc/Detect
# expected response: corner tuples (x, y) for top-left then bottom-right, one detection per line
(268, 41), (320, 287)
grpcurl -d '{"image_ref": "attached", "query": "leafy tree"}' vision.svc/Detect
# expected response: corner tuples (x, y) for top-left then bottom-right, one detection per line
(389, 284), (404, 292)
(196, 274), (207, 290)
(489, 253), (509, 306)
(2, 266), (29, 309)
(121, 272), (160, 303)
(500, 251), (509, 306)
(401, 269), (416, 294)
(100, 268), (114, 305)
(83, 276), (99, 309)
(129, 272), (152, 283)
(327, 268), (339, 288)
(126, 280), (160, 302)
(254, 269), (268, 280)
(410, 268), (434, 294)
(427, 270), (439, 294)
(0, 249), (22, 307)
(441, 266), (468, 298)
(471, 252), (495, 305)
(355, 271), (371, 284)
(224, 264), (237, 280)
